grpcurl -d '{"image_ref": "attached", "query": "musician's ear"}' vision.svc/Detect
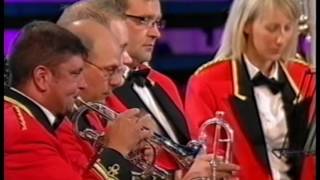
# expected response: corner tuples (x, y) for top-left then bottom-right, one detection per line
(32, 65), (52, 92)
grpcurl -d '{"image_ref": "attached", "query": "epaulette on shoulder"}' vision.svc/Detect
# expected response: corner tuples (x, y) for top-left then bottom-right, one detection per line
(4, 96), (34, 118)
(5, 96), (30, 131)
(8, 105), (28, 131)
(290, 58), (315, 69)
(194, 59), (231, 76)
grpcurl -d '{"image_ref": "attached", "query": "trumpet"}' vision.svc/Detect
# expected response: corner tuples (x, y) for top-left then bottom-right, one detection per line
(148, 111), (234, 171)
(153, 111), (234, 179)
(199, 111), (234, 162)
(198, 111), (234, 180)
(71, 97), (169, 179)
(149, 132), (203, 169)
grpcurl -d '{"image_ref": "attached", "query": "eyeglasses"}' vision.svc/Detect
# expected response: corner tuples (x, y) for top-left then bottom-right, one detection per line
(84, 60), (120, 80)
(125, 14), (166, 29)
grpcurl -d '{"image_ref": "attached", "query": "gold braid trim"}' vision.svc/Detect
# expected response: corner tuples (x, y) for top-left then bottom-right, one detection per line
(93, 162), (120, 180)
(4, 96), (37, 131)
(194, 59), (231, 76)
(12, 106), (27, 130)
(4, 96), (34, 118)
(90, 168), (106, 180)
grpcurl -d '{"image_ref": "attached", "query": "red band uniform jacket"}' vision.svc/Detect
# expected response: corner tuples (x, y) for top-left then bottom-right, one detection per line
(56, 105), (134, 180)
(4, 87), (85, 180)
(4, 87), (131, 180)
(185, 59), (315, 180)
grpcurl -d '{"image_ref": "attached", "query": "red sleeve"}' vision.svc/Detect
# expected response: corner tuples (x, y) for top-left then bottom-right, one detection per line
(57, 116), (131, 180)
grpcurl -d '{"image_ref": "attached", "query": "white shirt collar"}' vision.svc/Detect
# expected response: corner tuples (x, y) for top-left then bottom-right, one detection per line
(10, 87), (57, 125)
(243, 54), (279, 80)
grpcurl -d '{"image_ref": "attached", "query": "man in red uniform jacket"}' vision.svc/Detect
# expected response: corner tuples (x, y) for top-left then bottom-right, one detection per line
(55, 2), (154, 179)
(5, 17), (153, 180)
(185, 58), (315, 180)
(55, 1), (241, 179)
(105, 0), (191, 176)
(4, 21), (93, 180)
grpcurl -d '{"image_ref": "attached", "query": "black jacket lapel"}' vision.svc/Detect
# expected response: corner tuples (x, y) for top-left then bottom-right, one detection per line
(149, 83), (190, 145)
(113, 78), (190, 145)
(113, 80), (173, 139)
(279, 66), (310, 179)
(231, 60), (271, 171)
(113, 81), (150, 111)
(4, 87), (56, 135)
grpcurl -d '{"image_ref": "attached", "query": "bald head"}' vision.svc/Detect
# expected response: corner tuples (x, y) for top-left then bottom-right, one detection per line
(65, 19), (128, 59)
(64, 19), (117, 62)
(65, 19), (128, 102)
(57, 0), (124, 27)
(65, 20), (99, 53)
(57, 0), (91, 26)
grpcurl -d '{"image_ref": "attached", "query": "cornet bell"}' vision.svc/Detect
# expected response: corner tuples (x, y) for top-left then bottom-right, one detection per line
(71, 97), (170, 179)
(198, 111), (234, 163)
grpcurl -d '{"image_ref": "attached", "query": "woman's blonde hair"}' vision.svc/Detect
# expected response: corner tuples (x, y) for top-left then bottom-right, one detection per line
(214, 0), (300, 62)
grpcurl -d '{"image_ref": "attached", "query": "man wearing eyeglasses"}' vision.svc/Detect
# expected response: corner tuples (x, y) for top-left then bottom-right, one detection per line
(55, 0), (240, 179)
(56, 1), (156, 179)
(104, 0), (191, 178)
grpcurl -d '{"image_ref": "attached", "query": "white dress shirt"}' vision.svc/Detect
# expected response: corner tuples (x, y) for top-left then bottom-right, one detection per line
(244, 56), (291, 180)
(11, 87), (57, 126)
(132, 83), (180, 144)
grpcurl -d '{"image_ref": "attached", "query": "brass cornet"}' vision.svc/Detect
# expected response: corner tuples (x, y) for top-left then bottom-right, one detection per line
(72, 97), (234, 179)
(154, 111), (234, 179)
(71, 97), (169, 179)
(198, 111), (234, 180)
(148, 111), (234, 171)
(198, 111), (234, 162)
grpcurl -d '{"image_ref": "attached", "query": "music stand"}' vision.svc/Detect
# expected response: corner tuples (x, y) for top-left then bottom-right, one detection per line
(303, 117), (316, 155)
(272, 121), (316, 158)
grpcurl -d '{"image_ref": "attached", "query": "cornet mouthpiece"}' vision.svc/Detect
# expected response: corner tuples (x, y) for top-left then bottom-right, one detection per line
(76, 96), (84, 102)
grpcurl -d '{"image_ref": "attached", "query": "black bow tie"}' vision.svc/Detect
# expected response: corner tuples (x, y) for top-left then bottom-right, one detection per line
(252, 72), (285, 94)
(52, 116), (65, 130)
(127, 69), (150, 87)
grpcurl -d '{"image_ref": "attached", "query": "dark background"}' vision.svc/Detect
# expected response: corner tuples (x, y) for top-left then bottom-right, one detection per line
(4, 0), (233, 99)
(4, 0), (315, 100)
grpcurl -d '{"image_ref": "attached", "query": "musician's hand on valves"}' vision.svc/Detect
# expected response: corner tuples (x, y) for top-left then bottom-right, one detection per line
(182, 154), (240, 180)
(137, 110), (161, 134)
(102, 108), (152, 157)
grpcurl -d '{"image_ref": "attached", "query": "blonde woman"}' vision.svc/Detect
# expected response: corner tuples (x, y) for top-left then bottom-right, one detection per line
(185, 0), (315, 179)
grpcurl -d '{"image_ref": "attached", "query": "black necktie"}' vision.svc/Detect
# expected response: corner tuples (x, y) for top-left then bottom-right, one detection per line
(252, 72), (284, 94)
(127, 69), (150, 87)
